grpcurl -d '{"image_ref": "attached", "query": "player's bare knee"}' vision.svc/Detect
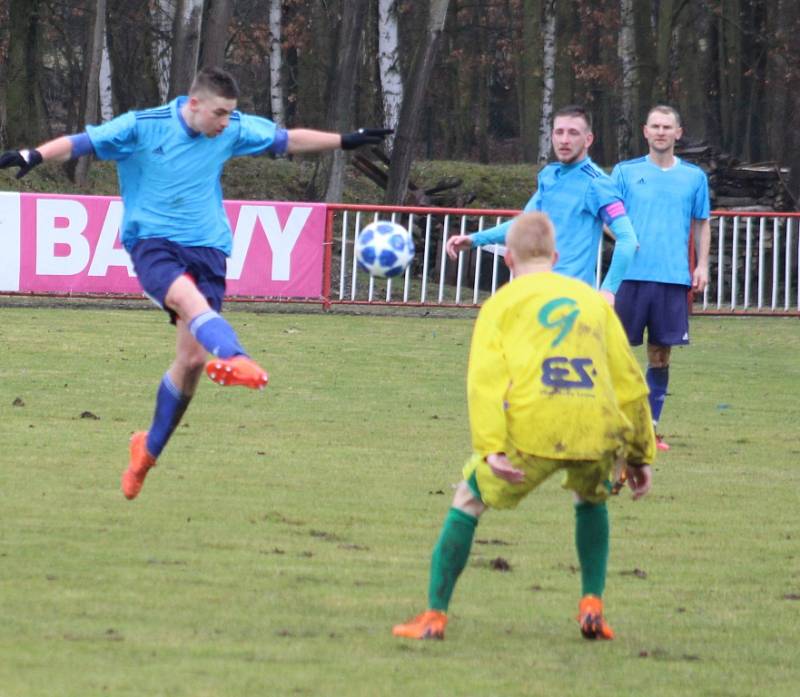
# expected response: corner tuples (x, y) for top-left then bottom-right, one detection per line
(647, 344), (671, 368)
(452, 480), (485, 518)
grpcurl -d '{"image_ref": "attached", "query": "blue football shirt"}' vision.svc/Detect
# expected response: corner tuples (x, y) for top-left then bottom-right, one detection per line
(86, 97), (288, 255)
(611, 156), (710, 285)
(471, 157), (623, 286)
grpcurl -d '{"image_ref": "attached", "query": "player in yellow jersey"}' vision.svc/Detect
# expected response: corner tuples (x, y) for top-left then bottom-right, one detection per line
(393, 212), (656, 641)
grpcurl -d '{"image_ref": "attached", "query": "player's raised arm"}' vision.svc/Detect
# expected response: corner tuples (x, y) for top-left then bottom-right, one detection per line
(285, 127), (393, 154)
(0, 135), (76, 178)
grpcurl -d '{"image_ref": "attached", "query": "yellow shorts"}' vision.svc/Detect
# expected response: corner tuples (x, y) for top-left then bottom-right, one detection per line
(462, 447), (617, 510)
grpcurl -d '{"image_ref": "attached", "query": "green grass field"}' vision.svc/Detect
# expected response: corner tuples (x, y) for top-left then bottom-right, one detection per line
(1, 306), (798, 697)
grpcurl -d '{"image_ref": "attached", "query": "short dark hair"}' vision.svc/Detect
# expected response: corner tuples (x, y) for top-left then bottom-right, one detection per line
(189, 67), (240, 100)
(553, 105), (592, 131)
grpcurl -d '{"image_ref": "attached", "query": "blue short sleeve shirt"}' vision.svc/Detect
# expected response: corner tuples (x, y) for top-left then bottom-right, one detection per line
(611, 156), (710, 285)
(86, 97), (288, 255)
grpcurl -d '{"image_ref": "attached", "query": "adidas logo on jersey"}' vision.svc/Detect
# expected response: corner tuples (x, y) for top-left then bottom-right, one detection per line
(152, 146), (165, 155)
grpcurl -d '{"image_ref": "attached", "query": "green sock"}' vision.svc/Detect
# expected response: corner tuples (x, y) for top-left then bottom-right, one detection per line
(574, 501), (609, 597)
(428, 507), (478, 612)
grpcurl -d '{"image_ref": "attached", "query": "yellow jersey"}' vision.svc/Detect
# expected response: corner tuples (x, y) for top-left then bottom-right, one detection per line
(467, 272), (655, 463)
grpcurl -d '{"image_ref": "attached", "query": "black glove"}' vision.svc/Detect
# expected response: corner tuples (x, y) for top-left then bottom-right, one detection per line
(0, 149), (43, 179)
(340, 128), (394, 150)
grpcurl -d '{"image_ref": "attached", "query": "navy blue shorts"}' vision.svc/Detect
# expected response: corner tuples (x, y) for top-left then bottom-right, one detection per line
(130, 238), (227, 323)
(615, 280), (690, 347)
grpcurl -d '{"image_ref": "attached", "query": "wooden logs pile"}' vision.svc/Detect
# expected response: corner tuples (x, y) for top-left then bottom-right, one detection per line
(676, 142), (796, 211)
(351, 150), (476, 208)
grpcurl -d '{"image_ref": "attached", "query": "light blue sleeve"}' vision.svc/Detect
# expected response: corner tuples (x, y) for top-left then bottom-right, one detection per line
(470, 219), (513, 247)
(693, 170), (711, 219)
(232, 113), (288, 156)
(85, 112), (137, 161)
(600, 215), (638, 293)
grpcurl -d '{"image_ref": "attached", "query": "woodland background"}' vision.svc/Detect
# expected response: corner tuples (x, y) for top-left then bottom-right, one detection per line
(1, 0), (799, 207)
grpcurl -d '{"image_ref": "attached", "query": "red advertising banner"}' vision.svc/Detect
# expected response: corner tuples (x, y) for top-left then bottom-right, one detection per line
(0, 192), (326, 298)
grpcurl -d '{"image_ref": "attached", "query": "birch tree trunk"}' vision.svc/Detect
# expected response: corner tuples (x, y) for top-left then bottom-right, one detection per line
(385, 0), (450, 204)
(76, 0), (108, 185)
(323, 0), (370, 203)
(617, 0), (636, 160)
(377, 0), (403, 148)
(200, 0), (233, 68)
(152, 0), (175, 103)
(268, 0), (284, 123)
(99, 21), (114, 121)
(168, 0), (204, 99)
(537, 0), (556, 164)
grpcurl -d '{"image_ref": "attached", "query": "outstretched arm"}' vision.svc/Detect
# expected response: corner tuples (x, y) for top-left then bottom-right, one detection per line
(286, 127), (392, 155)
(0, 135), (75, 178)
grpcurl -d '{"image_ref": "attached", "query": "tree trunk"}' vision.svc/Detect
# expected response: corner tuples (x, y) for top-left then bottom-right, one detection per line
(617, 0), (636, 160)
(385, 0), (450, 204)
(323, 0), (370, 203)
(169, 0), (204, 99)
(99, 20), (114, 121)
(518, 0), (542, 162)
(537, 0), (556, 164)
(378, 0), (403, 148)
(268, 0), (284, 123)
(632, 0), (656, 129)
(152, 0), (175, 103)
(76, 0), (108, 186)
(200, 0), (233, 68)
(6, 0), (45, 146)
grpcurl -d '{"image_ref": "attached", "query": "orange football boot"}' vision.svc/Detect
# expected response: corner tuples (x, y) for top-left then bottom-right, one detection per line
(656, 435), (670, 452)
(205, 355), (268, 389)
(578, 595), (615, 640)
(392, 610), (448, 640)
(122, 431), (156, 500)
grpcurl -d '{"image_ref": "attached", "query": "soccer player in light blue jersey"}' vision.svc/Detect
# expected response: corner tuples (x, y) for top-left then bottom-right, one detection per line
(446, 105), (638, 304)
(611, 105), (711, 452)
(0, 67), (391, 500)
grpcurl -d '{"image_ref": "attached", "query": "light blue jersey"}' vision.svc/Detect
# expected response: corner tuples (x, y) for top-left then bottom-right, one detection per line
(86, 97), (288, 255)
(611, 156), (710, 285)
(471, 157), (630, 289)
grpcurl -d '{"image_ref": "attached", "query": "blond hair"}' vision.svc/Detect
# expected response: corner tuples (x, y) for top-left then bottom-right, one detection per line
(646, 104), (681, 127)
(507, 212), (555, 262)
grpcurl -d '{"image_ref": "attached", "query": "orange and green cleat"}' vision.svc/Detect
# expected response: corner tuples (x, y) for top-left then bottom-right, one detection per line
(609, 469), (627, 495)
(392, 610), (448, 640)
(578, 595), (614, 640)
(205, 356), (269, 389)
(122, 431), (156, 500)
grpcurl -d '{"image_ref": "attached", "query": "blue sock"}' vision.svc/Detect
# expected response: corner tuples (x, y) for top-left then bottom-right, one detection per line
(646, 365), (669, 424)
(188, 310), (247, 359)
(147, 374), (191, 458)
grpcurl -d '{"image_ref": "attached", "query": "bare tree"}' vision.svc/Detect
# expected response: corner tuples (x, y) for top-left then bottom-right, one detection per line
(378, 0), (403, 147)
(76, 0), (108, 186)
(169, 0), (204, 99)
(324, 0), (370, 203)
(152, 0), (176, 102)
(518, 0), (543, 162)
(200, 0), (233, 68)
(617, 0), (636, 161)
(536, 0), (556, 164)
(99, 20), (114, 121)
(268, 0), (284, 123)
(385, 0), (450, 204)
(6, 0), (45, 146)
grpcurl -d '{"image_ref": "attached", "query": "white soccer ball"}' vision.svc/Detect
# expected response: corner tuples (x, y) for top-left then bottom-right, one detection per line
(355, 221), (415, 278)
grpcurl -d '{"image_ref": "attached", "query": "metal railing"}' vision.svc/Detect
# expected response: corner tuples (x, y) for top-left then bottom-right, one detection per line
(326, 204), (800, 316)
